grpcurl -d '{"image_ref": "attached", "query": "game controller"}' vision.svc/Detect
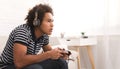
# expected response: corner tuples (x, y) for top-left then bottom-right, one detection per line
(61, 49), (71, 56)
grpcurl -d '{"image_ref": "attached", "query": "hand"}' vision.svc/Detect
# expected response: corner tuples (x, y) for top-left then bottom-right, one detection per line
(61, 54), (69, 60)
(49, 48), (63, 60)
(60, 49), (71, 60)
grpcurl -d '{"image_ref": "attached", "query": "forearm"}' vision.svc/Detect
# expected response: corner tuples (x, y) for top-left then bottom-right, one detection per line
(14, 51), (51, 69)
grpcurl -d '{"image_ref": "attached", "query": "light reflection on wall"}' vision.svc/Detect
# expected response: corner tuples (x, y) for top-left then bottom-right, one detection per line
(0, 0), (120, 36)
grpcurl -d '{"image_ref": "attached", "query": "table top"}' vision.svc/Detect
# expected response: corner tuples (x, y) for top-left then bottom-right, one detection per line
(58, 37), (97, 46)
(49, 36), (97, 46)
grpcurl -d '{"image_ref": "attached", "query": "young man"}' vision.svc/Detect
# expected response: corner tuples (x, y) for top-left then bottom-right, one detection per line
(0, 4), (68, 69)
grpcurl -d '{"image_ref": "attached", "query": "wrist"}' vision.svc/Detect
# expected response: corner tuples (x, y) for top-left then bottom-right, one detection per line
(46, 51), (51, 59)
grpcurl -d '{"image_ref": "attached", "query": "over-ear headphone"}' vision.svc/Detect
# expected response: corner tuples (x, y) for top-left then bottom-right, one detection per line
(33, 11), (40, 27)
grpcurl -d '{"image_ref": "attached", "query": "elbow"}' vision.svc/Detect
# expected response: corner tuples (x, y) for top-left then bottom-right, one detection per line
(14, 61), (24, 69)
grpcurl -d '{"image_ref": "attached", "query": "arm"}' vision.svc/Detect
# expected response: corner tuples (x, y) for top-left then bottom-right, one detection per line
(13, 43), (63, 69)
(42, 44), (52, 52)
(43, 45), (70, 60)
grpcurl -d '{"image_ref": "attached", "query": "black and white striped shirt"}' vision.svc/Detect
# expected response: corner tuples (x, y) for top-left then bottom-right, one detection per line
(0, 24), (49, 68)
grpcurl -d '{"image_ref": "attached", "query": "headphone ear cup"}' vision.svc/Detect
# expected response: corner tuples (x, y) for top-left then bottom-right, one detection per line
(33, 19), (40, 27)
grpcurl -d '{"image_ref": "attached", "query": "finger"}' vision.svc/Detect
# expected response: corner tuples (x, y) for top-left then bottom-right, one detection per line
(59, 53), (63, 57)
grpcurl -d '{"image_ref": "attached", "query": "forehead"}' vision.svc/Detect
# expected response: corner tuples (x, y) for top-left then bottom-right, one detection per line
(43, 12), (53, 19)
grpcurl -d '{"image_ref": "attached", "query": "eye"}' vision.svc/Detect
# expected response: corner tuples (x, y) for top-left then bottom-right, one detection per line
(48, 19), (54, 23)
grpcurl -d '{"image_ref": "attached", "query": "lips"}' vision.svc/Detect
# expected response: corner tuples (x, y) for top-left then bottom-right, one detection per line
(50, 28), (53, 32)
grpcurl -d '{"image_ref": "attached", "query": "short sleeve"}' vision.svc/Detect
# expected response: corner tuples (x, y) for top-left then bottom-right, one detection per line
(13, 28), (29, 46)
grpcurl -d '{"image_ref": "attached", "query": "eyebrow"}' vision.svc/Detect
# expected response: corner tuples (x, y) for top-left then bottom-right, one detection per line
(47, 18), (54, 21)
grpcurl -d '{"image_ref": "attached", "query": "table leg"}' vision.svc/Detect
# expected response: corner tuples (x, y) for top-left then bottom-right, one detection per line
(76, 46), (81, 69)
(87, 46), (95, 69)
(68, 46), (81, 69)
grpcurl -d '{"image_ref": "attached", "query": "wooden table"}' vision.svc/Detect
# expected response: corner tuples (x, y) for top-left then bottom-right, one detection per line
(58, 37), (97, 69)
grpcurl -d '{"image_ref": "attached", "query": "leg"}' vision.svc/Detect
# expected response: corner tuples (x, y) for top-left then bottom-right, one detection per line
(4, 63), (43, 69)
(57, 58), (68, 69)
(39, 58), (68, 69)
(23, 64), (43, 69)
(87, 46), (95, 69)
(76, 46), (81, 69)
(4, 64), (16, 69)
(68, 46), (81, 69)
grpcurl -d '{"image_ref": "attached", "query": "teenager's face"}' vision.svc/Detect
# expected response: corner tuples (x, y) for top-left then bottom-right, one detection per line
(39, 12), (54, 35)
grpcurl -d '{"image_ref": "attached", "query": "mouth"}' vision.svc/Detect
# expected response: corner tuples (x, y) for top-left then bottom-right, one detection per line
(50, 28), (53, 32)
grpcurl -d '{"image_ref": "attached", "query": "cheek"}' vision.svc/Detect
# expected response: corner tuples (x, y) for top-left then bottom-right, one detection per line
(41, 25), (48, 31)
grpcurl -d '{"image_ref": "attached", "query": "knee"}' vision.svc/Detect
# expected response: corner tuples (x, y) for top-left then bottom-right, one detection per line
(23, 64), (43, 69)
(57, 58), (68, 68)
(59, 58), (68, 65)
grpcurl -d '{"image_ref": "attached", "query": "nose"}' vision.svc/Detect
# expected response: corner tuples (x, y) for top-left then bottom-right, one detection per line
(51, 22), (54, 27)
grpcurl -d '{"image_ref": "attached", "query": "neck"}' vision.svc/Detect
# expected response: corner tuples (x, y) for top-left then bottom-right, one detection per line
(34, 27), (43, 39)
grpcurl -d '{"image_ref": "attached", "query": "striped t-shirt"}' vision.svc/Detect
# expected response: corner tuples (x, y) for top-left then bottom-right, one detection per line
(0, 24), (49, 68)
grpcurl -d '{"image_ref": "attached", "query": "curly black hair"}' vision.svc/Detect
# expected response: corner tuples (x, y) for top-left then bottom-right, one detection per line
(25, 4), (53, 27)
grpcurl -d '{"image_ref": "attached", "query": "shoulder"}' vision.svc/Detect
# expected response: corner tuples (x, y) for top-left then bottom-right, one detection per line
(15, 24), (30, 31)
(9, 24), (32, 38)
(12, 24), (31, 34)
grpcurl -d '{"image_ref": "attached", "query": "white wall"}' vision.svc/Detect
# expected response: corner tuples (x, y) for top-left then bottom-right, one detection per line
(0, 0), (46, 36)
(0, 0), (120, 69)
(0, 0), (120, 36)
(51, 0), (105, 36)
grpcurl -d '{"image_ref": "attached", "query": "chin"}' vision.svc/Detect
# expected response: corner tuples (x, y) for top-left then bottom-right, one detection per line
(45, 32), (51, 35)
(48, 33), (52, 35)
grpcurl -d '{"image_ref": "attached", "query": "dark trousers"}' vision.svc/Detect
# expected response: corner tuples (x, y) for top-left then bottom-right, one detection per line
(5, 59), (68, 69)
